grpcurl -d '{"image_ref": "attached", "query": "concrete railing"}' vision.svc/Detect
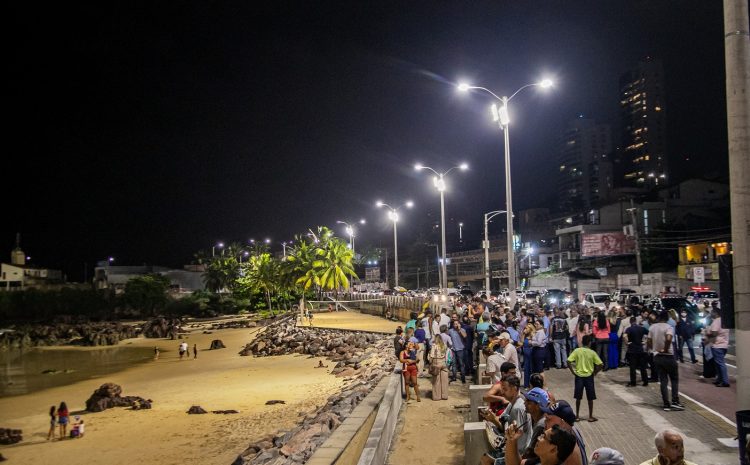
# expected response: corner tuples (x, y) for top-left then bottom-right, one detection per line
(357, 372), (403, 465)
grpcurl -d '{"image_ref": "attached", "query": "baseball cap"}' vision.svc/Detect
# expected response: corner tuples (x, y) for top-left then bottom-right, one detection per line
(498, 332), (511, 341)
(590, 448), (625, 465)
(541, 400), (576, 425)
(523, 387), (550, 407)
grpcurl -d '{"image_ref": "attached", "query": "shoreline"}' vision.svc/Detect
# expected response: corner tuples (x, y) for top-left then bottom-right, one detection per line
(0, 311), (399, 465)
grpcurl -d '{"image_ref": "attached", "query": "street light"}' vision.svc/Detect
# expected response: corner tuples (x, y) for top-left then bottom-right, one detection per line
(376, 200), (413, 287)
(483, 210), (507, 293)
(280, 241), (292, 257)
(212, 242), (225, 257)
(458, 78), (554, 306)
(336, 219), (366, 255)
(414, 162), (469, 292)
(458, 222), (464, 241)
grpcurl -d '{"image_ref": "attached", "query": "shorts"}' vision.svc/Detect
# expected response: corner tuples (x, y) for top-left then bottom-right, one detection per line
(58, 416), (69, 425)
(574, 375), (596, 400)
(403, 364), (418, 377)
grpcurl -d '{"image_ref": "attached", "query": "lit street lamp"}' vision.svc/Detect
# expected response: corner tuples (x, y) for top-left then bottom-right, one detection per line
(458, 78), (553, 306)
(376, 200), (413, 287)
(483, 210), (507, 293)
(212, 242), (225, 257)
(415, 162), (468, 292)
(336, 219), (366, 255)
(458, 222), (464, 241)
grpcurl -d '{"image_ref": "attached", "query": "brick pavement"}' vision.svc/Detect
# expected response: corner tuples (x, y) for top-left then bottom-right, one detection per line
(542, 366), (738, 465)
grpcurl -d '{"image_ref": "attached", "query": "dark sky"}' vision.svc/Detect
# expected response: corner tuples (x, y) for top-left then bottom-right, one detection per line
(7, 1), (728, 280)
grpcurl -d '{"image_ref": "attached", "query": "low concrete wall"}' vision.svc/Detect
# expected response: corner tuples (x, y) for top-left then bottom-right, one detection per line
(306, 370), (403, 465)
(357, 372), (403, 465)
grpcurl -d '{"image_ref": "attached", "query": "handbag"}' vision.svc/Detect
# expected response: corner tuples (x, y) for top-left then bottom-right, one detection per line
(429, 364), (442, 376)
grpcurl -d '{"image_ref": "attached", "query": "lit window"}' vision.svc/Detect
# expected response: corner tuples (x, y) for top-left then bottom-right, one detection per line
(655, 106), (662, 111)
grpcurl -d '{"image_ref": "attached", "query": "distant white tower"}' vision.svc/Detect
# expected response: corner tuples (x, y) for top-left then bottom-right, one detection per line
(10, 232), (26, 266)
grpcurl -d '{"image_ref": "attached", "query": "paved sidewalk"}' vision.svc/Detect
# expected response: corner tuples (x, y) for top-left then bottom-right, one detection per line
(387, 379), (469, 465)
(542, 367), (738, 465)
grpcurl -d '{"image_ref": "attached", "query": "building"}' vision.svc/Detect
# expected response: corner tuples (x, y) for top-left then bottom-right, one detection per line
(557, 117), (613, 213)
(0, 235), (64, 290)
(617, 57), (668, 187)
(94, 264), (205, 293)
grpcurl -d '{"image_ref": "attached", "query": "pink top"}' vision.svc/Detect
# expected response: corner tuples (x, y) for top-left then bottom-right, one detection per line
(592, 319), (610, 339)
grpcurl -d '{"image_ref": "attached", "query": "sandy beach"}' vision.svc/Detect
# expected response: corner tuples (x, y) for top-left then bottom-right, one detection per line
(0, 311), (399, 465)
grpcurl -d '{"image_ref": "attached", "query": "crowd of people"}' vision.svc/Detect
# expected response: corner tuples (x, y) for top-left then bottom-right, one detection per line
(392, 293), (732, 464)
(47, 401), (85, 440)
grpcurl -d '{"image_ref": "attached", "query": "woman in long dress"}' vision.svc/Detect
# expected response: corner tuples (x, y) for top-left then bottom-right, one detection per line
(429, 334), (449, 400)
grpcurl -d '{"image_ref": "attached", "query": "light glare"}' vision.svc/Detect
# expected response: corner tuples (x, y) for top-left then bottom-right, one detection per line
(414, 163), (423, 171)
(459, 163), (469, 170)
(406, 201), (414, 208)
(539, 79), (554, 88)
(457, 83), (470, 92)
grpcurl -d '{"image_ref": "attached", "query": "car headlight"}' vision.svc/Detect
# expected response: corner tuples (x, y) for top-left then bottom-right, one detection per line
(549, 298), (557, 304)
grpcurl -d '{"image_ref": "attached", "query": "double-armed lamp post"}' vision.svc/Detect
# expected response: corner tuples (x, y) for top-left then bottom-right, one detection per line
(458, 79), (553, 306)
(415, 163), (468, 292)
(376, 201), (413, 287)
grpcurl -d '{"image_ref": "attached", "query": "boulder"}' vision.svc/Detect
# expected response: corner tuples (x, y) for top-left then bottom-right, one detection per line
(0, 428), (22, 445)
(209, 339), (226, 350)
(85, 383), (150, 412)
(187, 405), (207, 414)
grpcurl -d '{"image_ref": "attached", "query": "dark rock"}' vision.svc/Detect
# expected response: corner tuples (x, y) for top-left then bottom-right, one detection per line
(209, 339), (226, 350)
(265, 400), (285, 405)
(0, 428), (22, 445)
(211, 409), (239, 414)
(187, 405), (207, 414)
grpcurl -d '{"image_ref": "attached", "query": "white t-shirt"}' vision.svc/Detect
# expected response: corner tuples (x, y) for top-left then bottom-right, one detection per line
(709, 317), (730, 349)
(439, 313), (451, 329)
(502, 343), (520, 371)
(567, 316), (579, 337)
(648, 322), (674, 355)
(486, 353), (506, 383)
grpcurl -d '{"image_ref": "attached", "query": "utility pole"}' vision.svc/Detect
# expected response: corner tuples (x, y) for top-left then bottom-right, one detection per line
(626, 199), (643, 286)
(724, 0), (750, 413)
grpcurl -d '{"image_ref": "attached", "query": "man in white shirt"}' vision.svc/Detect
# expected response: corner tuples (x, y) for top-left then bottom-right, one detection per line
(647, 310), (684, 411)
(439, 308), (451, 328)
(708, 307), (731, 387)
(567, 308), (579, 351)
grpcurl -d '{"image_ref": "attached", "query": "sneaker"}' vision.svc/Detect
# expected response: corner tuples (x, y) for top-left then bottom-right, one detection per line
(662, 405), (672, 411)
(670, 402), (685, 410)
(717, 383), (730, 387)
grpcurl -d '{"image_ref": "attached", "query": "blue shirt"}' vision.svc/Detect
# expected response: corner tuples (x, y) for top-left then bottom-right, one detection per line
(448, 328), (465, 351)
(414, 328), (426, 343)
(506, 327), (520, 343)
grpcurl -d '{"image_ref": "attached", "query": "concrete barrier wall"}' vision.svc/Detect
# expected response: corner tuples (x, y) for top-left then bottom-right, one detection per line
(306, 370), (403, 465)
(357, 372), (403, 465)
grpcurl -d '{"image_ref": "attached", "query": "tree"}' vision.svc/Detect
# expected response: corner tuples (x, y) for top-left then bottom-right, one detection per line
(316, 237), (357, 295)
(123, 274), (170, 317)
(202, 256), (240, 293)
(240, 253), (281, 312)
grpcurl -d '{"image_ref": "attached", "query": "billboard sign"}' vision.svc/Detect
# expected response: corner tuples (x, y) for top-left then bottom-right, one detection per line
(692, 267), (705, 284)
(581, 232), (635, 257)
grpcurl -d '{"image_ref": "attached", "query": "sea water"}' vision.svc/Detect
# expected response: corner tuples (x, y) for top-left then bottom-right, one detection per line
(0, 345), (154, 397)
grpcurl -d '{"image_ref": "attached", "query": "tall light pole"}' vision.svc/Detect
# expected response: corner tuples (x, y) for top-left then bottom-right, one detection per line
(279, 241), (292, 258)
(484, 210), (507, 293)
(458, 222), (464, 241)
(459, 78), (553, 307)
(415, 163), (469, 292)
(336, 219), (366, 255)
(212, 242), (224, 257)
(377, 200), (413, 288)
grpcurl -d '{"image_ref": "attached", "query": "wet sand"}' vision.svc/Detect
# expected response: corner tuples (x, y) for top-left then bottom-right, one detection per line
(0, 311), (400, 465)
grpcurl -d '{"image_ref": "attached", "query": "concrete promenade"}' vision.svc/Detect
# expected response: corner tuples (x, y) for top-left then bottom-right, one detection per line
(386, 366), (739, 465)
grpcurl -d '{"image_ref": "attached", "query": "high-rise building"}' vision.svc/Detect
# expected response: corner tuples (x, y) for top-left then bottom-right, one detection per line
(557, 117), (613, 213)
(617, 57), (668, 187)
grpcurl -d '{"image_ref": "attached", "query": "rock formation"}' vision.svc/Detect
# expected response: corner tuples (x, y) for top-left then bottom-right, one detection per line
(85, 383), (151, 412)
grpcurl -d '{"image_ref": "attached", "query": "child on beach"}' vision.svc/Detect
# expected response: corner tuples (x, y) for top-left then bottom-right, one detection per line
(47, 406), (56, 440)
(57, 402), (69, 439)
(154, 346), (160, 360)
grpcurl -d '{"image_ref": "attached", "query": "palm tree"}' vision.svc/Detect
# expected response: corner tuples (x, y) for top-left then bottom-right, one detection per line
(202, 256), (240, 293)
(244, 253), (280, 312)
(316, 237), (357, 297)
(285, 238), (321, 292)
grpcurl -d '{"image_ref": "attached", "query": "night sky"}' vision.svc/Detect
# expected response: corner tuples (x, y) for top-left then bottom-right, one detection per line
(7, 1), (728, 281)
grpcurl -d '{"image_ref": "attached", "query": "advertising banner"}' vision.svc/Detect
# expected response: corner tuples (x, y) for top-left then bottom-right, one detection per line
(581, 232), (635, 257)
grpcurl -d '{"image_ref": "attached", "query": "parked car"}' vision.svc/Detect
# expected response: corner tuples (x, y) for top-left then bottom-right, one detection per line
(522, 290), (541, 304)
(651, 296), (705, 331)
(543, 289), (571, 306)
(583, 292), (612, 310)
(612, 288), (638, 304)
(685, 289), (720, 307)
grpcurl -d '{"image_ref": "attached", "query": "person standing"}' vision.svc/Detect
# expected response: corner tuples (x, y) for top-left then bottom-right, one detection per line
(551, 309), (570, 369)
(675, 311), (697, 363)
(193, 343), (198, 359)
(522, 321), (536, 388)
(623, 317), (649, 386)
(448, 317), (467, 383)
(647, 310), (685, 411)
(399, 341), (421, 402)
(567, 335), (603, 422)
(530, 320), (548, 375)
(592, 312), (610, 370)
(707, 307), (731, 387)
(566, 308), (579, 353)
(179, 342), (186, 360)
(393, 326), (405, 358)
(47, 405), (56, 440)
(57, 401), (69, 439)
(607, 310), (622, 369)
(428, 332), (449, 400)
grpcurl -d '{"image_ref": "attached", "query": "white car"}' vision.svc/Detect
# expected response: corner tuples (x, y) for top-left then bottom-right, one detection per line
(583, 292), (612, 310)
(685, 290), (720, 307)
